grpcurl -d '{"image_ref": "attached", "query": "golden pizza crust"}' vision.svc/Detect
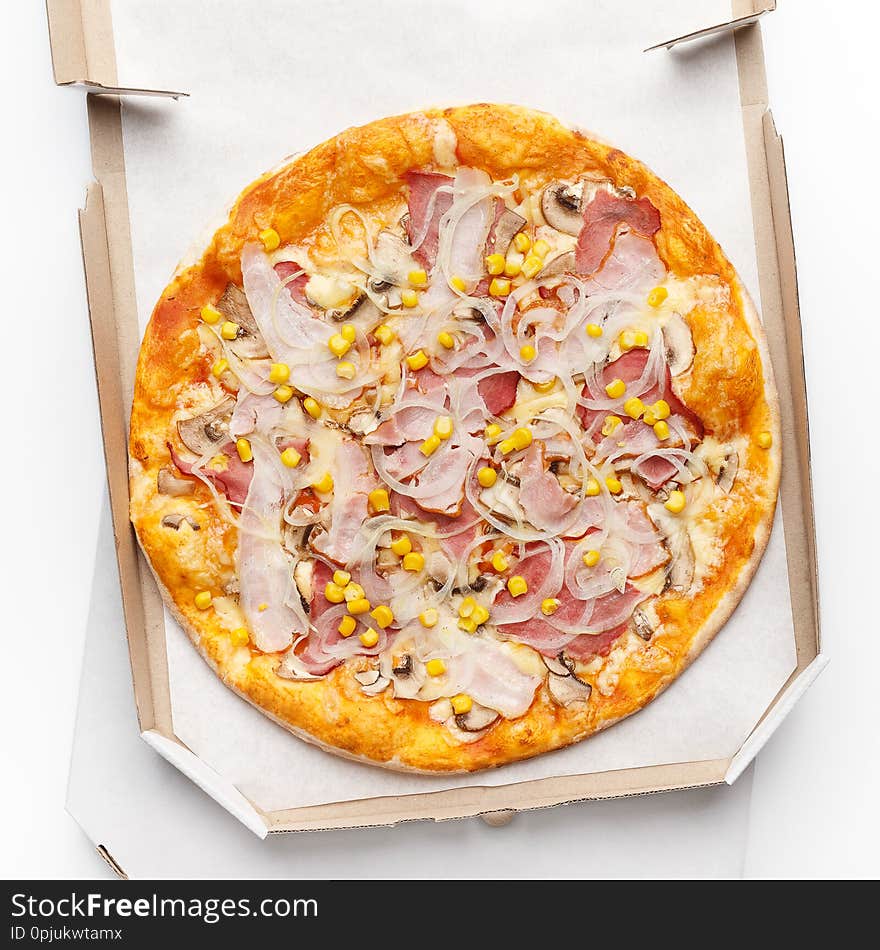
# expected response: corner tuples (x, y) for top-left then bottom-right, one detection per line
(129, 103), (781, 772)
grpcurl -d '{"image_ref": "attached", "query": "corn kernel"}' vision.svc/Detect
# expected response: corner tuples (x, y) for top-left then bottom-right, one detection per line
(653, 420), (670, 441)
(434, 416), (453, 440)
(619, 330), (637, 351)
(338, 615), (357, 637)
(623, 397), (645, 420)
(489, 277), (511, 297)
(457, 617), (477, 633)
(585, 477), (601, 496)
(533, 377), (556, 393)
(230, 627), (250, 647)
(472, 604), (490, 625)
(602, 415), (622, 437)
(541, 598), (561, 616)
(336, 323), (354, 343)
(200, 305), (222, 325)
(513, 231), (532, 254)
(347, 597), (372, 615)
(521, 255), (543, 279)
(532, 239), (551, 259)
(606, 476), (623, 495)
(336, 361), (357, 380)
(498, 437), (516, 455)
(512, 427), (533, 450)
(366, 488), (389, 513)
(344, 583), (366, 603)
(268, 362), (290, 384)
(420, 434), (441, 457)
(374, 323), (396, 345)
(259, 227), (280, 252)
(491, 551), (509, 573)
(426, 658), (446, 677)
(605, 377), (626, 399)
(299, 397), (320, 420)
(477, 466), (497, 488)
(211, 358), (229, 378)
(258, 602), (268, 612)
(194, 590), (212, 610)
(451, 693), (473, 714)
(328, 333), (351, 357)
(220, 321), (239, 341)
(647, 286), (668, 308)
(586, 323), (603, 338)
(391, 534), (412, 556)
(642, 408), (657, 426)
(330, 571), (349, 589)
(520, 344), (536, 362)
(370, 605), (394, 629)
(359, 628), (379, 648)
(437, 331), (456, 349)
(312, 471), (333, 494)
(419, 608), (438, 628)
(406, 350), (429, 371)
(458, 596), (477, 618)
(507, 575), (528, 598)
(757, 431), (773, 449)
(274, 385), (294, 403)
(408, 269), (428, 287)
(235, 438), (253, 463)
(279, 447), (301, 468)
(450, 275), (467, 292)
(634, 331), (649, 347)
(485, 423), (503, 445)
(504, 258), (522, 278)
(324, 582), (346, 604)
(401, 289), (419, 308)
(652, 400), (671, 420)
(485, 253), (506, 275)
(665, 489), (686, 514)
(403, 552), (425, 572)
(582, 549), (601, 568)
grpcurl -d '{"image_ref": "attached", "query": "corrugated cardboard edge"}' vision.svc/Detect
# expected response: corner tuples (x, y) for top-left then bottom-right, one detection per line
(67, 3), (821, 838)
(46, 0), (186, 98)
(646, 0), (776, 50)
(95, 844), (129, 880)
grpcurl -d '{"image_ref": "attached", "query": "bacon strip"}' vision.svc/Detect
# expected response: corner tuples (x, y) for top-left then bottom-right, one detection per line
(575, 190), (661, 276)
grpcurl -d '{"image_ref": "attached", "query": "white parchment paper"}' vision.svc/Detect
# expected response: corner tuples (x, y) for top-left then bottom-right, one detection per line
(111, 0), (797, 812)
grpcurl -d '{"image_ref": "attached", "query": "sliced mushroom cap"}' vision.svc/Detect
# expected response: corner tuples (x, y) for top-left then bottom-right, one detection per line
(537, 250), (576, 279)
(542, 654), (572, 677)
(716, 448), (739, 494)
(661, 313), (695, 377)
(157, 466), (194, 496)
(371, 230), (417, 286)
(547, 670), (592, 707)
(489, 208), (527, 257)
(293, 559), (314, 602)
(328, 293), (383, 332)
(275, 650), (324, 682)
(632, 608), (654, 641)
(354, 669), (391, 696)
(541, 181), (585, 235)
(176, 396), (235, 455)
(455, 703), (500, 732)
(160, 513), (200, 531)
(649, 503), (696, 594)
(346, 410), (381, 436)
(217, 284), (268, 359)
(392, 654), (413, 677)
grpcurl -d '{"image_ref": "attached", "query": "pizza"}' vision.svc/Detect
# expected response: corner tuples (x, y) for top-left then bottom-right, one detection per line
(129, 103), (780, 772)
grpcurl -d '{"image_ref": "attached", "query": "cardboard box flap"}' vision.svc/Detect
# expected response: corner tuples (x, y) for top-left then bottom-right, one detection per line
(141, 730), (270, 838)
(646, 0), (775, 51)
(47, 0), (186, 98)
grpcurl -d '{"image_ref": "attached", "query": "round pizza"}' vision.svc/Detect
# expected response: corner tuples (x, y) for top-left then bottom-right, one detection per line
(129, 103), (780, 772)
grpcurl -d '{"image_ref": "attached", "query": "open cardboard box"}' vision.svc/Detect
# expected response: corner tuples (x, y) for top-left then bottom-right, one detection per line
(53, 0), (825, 845)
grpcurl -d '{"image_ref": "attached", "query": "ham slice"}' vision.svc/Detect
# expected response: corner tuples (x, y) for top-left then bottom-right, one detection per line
(575, 190), (661, 276)
(169, 442), (252, 506)
(586, 230), (665, 293)
(405, 171), (453, 271)
(477, 370), (519, 416)
(273, 260), (311, 307)
(518, 442), (578, 533)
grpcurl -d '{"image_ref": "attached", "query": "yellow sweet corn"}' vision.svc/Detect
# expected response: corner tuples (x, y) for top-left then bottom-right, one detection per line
(521, 255), (543, 279)
(330, 571), (349, 589)
(491, 551), (508, 573)
(368, 488), (390, 512)
(211, 359), (229, 378)
(273, 385), (294, 403)
(347, 597), (372, 615)
(507, 576), (528, 597)
(489, 277), (511, 297)
(585, 477), (601, 496)
(533, 377), (557, 393)
(336, 361), (357, 380)
(370, 605), (394, 629)
(472, 604), (490, 626)
(402, 552), (425, 572)
(624, 397), (645, 420)
(303, 396), (321, 418)
(477, 466), (497, 488)
(605, 377), (626, 399)
(338, 615), (356, 638)
(757, 431), (773, 449)
(602, 415), (622, 437)
(634, 330), (649, 347)
(532, 239), (551, 258)
(504, 257), (522, 278)
(374, 324), (396, 345)
(520, 344), (536, 362)
(653, 420), (670, 441)
(391, 534), (412, 556)
(230, 628), (250, 647)
(498, 437), (516, 455)
(582, 549), (601, 568)
(484, 423), (503, 445)
(451, 693), (473, 714)
(652, 399), (671, 420)
(541, 598), (560, 616)
(268, 362), (290, 384)
(280, 447), (301, 468)
(586, 323), (603, 338)
(340, 324), (356, 343)
(344, 583), (366, 603)
(619, 330), (637, 351)
(512, 427), (533, 450)
(420, 434), (441, 457)
(408, 269), (428, 287)
(513, 232), (532, 254)
(419, 608), (438, 628)
(485, 253), (506, 276)
(425, 658), (446, 677)
(406, 350), (429, 371)
(647, 286), (668, 307)
(606, 476), (623, 495)
(194, 591), (212, 610)
(457, 617), (477, 633)
(259, 227), (280, 252)
(642, 408), (657, 426)
(359, 628), (379, 648)
(235, 438), (253, 463)
(458, 596), (477, 618)
(450, 275), (467, 292)
(258, 603), (268, 612)
(401, 289), (419, 308)
(312, 471), (333, 494)
(434, 416), (454, 440)
(200, 305), (222, 325)
(328, 333), (351, 357)
(664, 489), (686, 514)
(437, 331), (456, 349)
(220, 321), (239, 341)
(324, 582), (346, 604)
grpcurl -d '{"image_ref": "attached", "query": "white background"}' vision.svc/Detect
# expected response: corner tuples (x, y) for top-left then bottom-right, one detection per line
(1, 0), (878, 878)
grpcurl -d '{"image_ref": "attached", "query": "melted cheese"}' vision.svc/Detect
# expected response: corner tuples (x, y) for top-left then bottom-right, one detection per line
(432, 119), (458, 170)
(304, 273), (357, 310)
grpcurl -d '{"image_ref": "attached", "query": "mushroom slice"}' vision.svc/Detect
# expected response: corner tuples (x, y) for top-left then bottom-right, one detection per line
(392, 654), (413, 677)
(547, 671), (592, 707)
(455, 703), (500, 733)
(537, 250), (576, 279)
(275, 650), (324, 682)
(327, 293), (383, 331)
(160, 513), (200, 531)
(429, 698), (454, 723)
(346, 410), (381, 436)
(661, 313), (695, 377)
(541, 181), (585, 235)
(218, 284), (269, 359)
(176, 396), (235, 455)
(354, 669), (391, 696)
(157, 466), (194, 496)
(716, 448), (739, 494)
(293, 559), (314, 602)
(649, 503), (696, 594)
(632, 608), (654, 642)
(372, 230), (416, 286)
(542, 654), (572, 677)
(489, 209), (527, 257)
